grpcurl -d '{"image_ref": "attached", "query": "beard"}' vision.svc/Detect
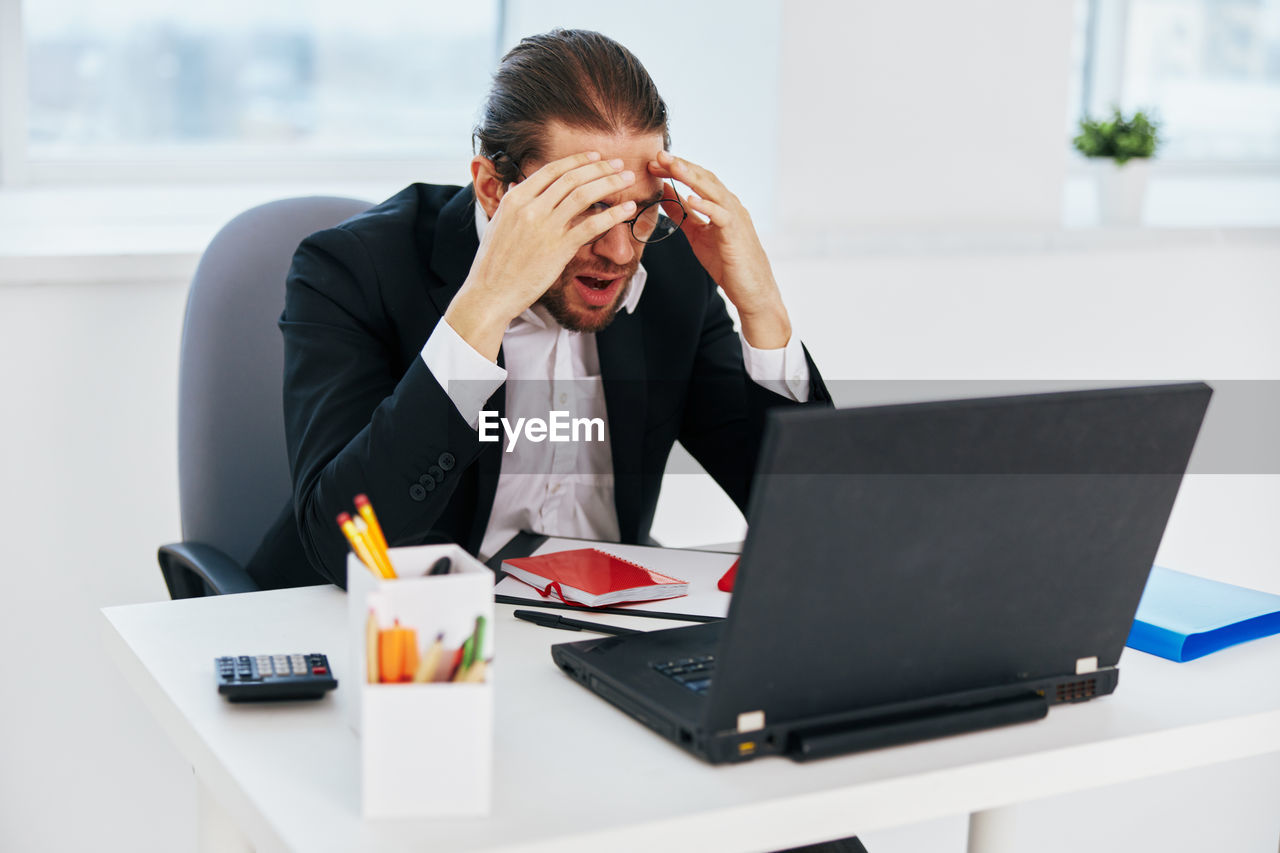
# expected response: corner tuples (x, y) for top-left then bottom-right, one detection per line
(536, 257), (639, 333)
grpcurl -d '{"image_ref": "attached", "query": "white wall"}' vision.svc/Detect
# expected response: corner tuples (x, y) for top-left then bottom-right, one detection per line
(0, 277), (195, 853)
(776, 1), (1077, 230)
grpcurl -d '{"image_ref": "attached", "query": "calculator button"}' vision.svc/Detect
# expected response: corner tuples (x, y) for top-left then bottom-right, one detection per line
(312, 665), (328, 675)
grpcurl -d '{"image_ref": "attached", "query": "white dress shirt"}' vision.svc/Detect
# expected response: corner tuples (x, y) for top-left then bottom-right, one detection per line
(420, 204), (811, 559)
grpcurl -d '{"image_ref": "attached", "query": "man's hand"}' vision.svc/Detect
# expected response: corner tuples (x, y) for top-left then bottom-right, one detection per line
(648, 151), (791, 350)
(446, 152), (638, 361)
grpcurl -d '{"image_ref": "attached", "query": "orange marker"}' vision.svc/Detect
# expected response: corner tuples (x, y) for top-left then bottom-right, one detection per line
(399, 626), (420, 682)
(379, 620), (418, 683)
(378, 625), (403, 684)
(337, 512), (380, 576)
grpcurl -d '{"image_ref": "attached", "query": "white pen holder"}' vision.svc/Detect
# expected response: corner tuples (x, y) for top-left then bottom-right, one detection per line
(347, 544), (494, 818)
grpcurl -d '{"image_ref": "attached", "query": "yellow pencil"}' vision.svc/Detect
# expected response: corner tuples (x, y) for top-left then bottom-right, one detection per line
(459, 659), (489, 683)
(354, 516), (397, 580)
(337, 512), (380, 576)
(353, 494), (389, 555)
(412, 632), (446, 683)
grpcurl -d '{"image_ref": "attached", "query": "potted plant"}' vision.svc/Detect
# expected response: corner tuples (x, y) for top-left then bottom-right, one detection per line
(1073, 108), (1161, 226)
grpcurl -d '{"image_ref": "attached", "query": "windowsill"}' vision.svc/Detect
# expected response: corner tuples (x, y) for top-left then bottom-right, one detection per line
(0, 179), (410, 285)
(767, 168), (1280, 259)
(765, 223), (1280, 261)
(2, 172), (1278, 286)
(1062, 168), (1280, 229)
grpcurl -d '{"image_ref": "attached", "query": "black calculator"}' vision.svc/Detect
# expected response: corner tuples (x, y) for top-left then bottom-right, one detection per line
(215, 653), (338, 702)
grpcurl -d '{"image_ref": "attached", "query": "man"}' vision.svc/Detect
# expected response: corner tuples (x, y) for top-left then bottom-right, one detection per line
(246, 29), (830, 590)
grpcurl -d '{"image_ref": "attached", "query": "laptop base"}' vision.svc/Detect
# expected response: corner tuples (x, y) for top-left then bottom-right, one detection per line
(789, 692), (1048, 761)
(554, 627), (1118, 764)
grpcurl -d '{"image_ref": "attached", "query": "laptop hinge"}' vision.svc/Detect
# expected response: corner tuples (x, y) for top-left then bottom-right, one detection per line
(787, 691), (1048, 762)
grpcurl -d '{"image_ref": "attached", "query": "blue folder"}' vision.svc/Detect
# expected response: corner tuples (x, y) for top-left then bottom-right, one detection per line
(1127, 566), (1280, 662)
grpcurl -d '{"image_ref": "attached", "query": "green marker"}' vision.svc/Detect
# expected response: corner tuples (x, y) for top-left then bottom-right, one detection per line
(471, 615), (487, 664)
(460, 635), (475, 672)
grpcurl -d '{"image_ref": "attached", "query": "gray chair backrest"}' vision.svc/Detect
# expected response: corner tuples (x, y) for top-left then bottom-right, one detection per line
(178, 196), (372, 567)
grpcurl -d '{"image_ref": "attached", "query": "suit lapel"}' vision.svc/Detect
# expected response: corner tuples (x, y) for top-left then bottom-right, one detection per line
(422, 185), (505, 552)
(596, 308), (647, 543)
(426, 185), (480, 316)
(465, 347), (505, 553)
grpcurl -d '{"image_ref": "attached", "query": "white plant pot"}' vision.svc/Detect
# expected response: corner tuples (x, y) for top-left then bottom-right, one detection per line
(1092, 157), (1150, 227)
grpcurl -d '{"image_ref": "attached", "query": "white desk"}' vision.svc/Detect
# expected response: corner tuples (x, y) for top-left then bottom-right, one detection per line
(103, 574), (1280, 853)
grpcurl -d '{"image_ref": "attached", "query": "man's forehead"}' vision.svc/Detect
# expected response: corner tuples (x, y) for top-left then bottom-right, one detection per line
(539, 121), (666, 169)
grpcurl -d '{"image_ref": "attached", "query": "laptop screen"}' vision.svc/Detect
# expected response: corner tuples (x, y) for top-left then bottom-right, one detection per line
(703, 383), (1211, 733)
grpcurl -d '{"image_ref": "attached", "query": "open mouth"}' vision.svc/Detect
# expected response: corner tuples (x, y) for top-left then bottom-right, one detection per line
(573, 275), (623, 307)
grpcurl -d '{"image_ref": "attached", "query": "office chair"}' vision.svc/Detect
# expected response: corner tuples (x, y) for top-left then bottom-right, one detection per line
(157, 196), (372, 598)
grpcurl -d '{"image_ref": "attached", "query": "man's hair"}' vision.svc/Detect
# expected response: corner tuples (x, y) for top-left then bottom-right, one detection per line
(474, 29), (670, 184)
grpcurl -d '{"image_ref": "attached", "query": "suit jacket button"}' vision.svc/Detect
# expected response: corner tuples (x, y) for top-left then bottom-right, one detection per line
(428, 465), (444, 483)
(417, 474), (437, 492)
(409, 484), (427, 502)
(438, 452), (455, 471)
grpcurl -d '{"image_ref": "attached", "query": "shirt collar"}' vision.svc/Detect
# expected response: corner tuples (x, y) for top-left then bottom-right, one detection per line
(473, 200), (647, 330)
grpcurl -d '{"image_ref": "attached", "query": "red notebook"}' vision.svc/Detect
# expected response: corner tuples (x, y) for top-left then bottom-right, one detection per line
(501, 548), (688, 607)
(717, 558), (740, 592)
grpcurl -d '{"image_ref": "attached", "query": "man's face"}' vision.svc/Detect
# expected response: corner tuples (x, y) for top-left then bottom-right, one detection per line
(523, 123), (667, 333)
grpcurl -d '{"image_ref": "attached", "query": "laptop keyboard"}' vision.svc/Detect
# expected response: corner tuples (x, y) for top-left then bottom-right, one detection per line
(652, 654), (716, 694)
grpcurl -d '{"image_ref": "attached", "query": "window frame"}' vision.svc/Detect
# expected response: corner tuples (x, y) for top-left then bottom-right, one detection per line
(0, 0), (27, 185)
(1074, 0), (1280, 170)
(0, 0), (506, 187)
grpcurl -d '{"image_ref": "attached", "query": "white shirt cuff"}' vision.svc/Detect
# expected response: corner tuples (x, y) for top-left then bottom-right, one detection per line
(421, 319), (507, 430)
(741, 333), (811, 403)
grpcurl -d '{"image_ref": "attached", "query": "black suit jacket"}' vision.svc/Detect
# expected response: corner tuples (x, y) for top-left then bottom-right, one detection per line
(247, 183), (829, 589)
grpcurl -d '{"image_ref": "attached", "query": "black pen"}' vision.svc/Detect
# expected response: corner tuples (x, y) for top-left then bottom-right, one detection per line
(513, 609), (642, 637)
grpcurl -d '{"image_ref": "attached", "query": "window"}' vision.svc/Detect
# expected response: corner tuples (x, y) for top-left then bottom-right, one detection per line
(1075, 0), (1280, 161)
(5, 0), (502, 182)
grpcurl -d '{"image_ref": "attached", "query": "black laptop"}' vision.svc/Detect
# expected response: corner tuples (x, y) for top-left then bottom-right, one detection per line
(551, 383), (1212, 763)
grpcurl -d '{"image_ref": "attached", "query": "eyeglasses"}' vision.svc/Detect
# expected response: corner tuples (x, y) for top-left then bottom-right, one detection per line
(493, 152), (687, 245)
